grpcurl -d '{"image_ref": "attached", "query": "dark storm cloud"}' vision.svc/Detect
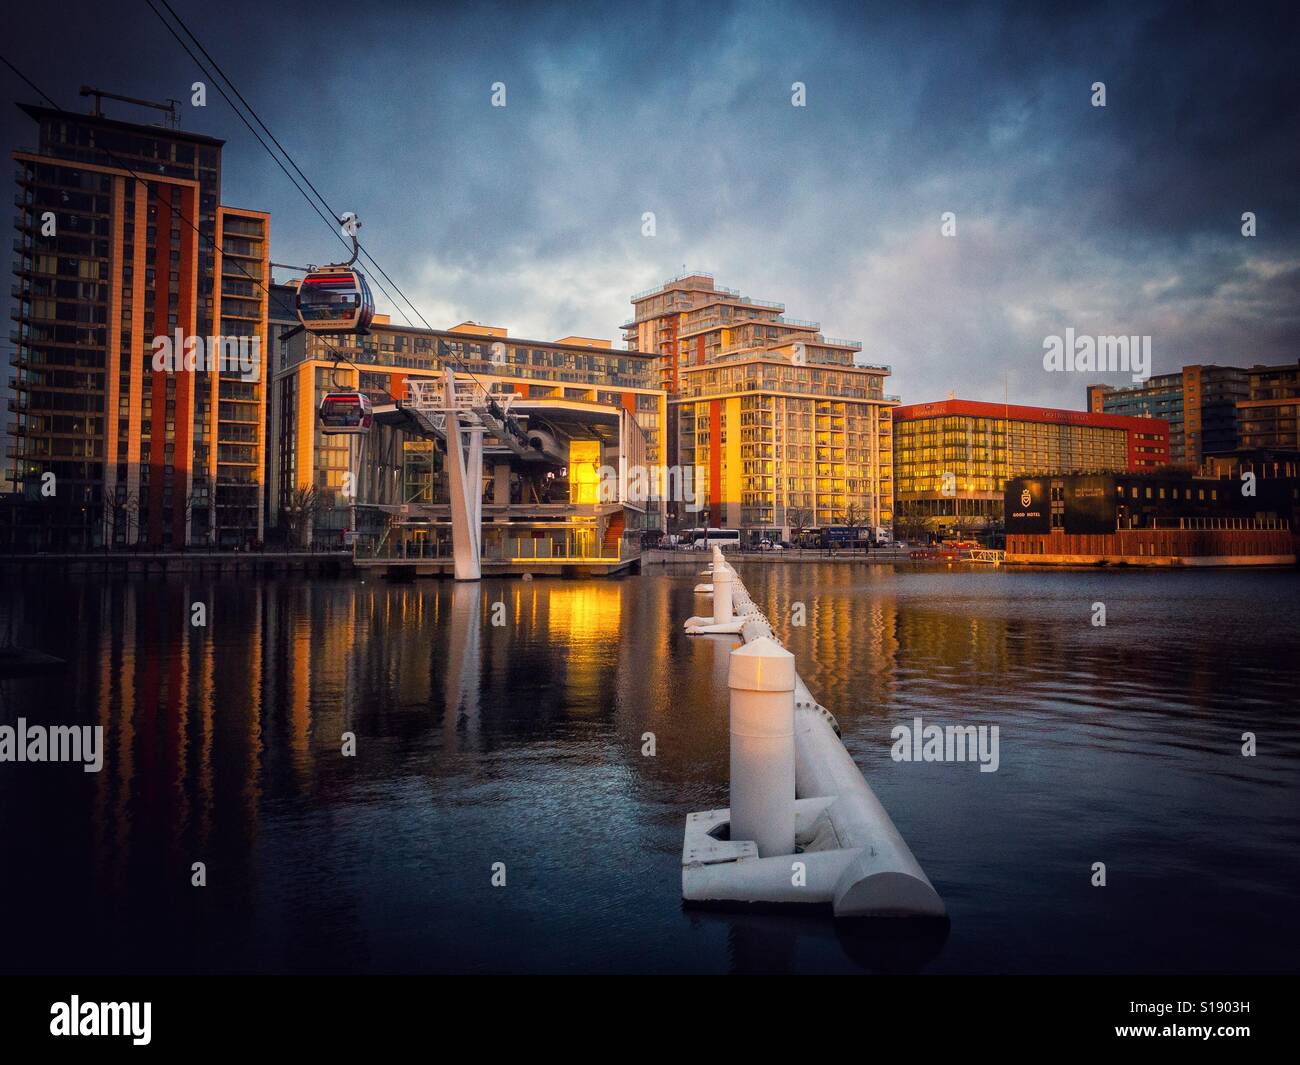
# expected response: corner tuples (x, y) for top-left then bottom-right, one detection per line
(1, 0), (1296, 409)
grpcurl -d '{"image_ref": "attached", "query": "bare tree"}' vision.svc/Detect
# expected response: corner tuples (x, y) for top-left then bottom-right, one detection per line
(281, 486), (323, 549)
(788, 506), (812, 548)
(104, 489), (140, 549)
(843, 502), (865, 550)
(895, 501), (938, 545)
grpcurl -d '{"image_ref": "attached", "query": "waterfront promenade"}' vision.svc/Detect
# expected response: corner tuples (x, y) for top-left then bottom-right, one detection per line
(644, 546), (917, 568)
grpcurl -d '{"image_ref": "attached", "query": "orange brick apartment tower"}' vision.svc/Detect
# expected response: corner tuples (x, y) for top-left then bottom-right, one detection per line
(7, 103), (268, 548)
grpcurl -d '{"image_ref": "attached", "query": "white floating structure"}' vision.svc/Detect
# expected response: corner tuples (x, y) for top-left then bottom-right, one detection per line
(681, 555), (946, 919)
(683, 547), (748, 635)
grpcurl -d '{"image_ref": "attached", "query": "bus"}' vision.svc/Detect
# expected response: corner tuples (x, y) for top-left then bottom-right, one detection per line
(806, 525), (871, 549)
(684, 527), (742, 551)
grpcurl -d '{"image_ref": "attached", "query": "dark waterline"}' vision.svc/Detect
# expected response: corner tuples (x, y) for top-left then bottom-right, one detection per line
(1, 564), (1297, 974)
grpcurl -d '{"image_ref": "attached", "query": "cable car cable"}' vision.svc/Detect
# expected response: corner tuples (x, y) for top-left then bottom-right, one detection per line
(0, 53), (400, 407)
(141, 0), (416, 332)
(143, 0), (501, 400)
(151, 0), (418, 331)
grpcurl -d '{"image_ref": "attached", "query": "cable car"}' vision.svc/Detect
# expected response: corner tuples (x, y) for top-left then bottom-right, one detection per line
(290, 212), (376, 338)
(296, 266), (375, 336)
(318, 391), (373, 435)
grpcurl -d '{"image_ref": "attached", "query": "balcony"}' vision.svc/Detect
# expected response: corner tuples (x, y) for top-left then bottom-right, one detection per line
(817, 336), (863, 350)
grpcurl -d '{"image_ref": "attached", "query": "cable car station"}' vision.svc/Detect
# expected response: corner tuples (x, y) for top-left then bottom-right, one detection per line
(338, 369), (653, 579)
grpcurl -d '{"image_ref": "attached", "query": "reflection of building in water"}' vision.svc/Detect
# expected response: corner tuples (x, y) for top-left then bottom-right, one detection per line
(544, 584), (624, 644)
(87, 581), (265, 904)
(740, 566), (901, 723)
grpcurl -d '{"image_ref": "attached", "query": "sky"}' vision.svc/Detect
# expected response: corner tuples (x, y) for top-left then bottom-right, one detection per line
(2, 0), (1297, 411)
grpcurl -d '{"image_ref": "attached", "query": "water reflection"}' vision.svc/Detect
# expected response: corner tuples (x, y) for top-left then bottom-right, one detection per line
(1, 564), (1297, 974)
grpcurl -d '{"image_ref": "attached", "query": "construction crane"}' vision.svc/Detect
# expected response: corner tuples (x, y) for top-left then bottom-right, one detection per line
(79, 86), (181, 128)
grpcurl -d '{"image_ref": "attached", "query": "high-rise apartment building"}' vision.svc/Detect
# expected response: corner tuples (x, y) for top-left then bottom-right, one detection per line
(622, 273), (896, 537)
(1086, 364), (1248, 467)
(5, 101), (269, 549)
(894, 399), (1169, 528)
(1238, 361), (1300, 450)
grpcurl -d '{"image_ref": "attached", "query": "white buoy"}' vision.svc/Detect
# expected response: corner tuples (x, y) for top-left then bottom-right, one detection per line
(728, 637), (796, 858)
(682, 560), (946, 918)
(712, 563), (734, 625)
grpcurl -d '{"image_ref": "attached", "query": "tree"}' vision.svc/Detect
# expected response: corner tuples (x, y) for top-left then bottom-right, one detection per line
(842, 502), (866, 550)
(104, 490), (140, 549)
(788, 506), (812, 547)
(895, 501), (938, 545)
(281, 486), (323, 549)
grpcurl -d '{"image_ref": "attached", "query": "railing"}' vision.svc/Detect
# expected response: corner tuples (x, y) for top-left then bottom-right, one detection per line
(358, 529), (632, 564)
(630, 272), (713, 302)
(1148, 516), (1290, 532)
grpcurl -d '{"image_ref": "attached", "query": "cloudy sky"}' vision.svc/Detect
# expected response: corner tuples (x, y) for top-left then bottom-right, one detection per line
(2, 0), (1297, 408)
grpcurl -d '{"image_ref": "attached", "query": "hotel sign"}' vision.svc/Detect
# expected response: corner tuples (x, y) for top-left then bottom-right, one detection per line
(1004, 475), (1117, 534)
(1005, 478), (1048, 532)
(1064, 475), (1116, 534)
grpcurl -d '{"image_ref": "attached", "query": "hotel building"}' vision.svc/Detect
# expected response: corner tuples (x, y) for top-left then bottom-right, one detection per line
(893, 399), (1169, 529)
(5, 102), (269, 549)
(1087, 364), (1249, 467)
(269, 319), (667, 542)
(622, 273), (897, 537)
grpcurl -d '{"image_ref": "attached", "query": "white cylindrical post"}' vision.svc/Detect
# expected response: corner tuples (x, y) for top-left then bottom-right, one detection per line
(712, 561), (734, 624)
(728, 636), (796, 858)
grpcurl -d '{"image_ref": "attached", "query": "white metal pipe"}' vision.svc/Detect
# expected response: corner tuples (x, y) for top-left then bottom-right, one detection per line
(728, 637), (796, 858)
(684, 848), (854, 905)
(793, 702), (944, 916)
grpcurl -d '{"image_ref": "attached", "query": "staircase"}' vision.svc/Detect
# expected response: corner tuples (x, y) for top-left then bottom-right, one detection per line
(603, 512), (625, 556)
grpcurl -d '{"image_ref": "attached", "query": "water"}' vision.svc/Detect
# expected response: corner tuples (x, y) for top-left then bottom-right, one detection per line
(1, 564), (1297, 974)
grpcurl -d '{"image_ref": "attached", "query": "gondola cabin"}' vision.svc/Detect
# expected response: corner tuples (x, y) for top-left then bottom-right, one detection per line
(318, 391), (373, 435)
(296, 267), (375, 335)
